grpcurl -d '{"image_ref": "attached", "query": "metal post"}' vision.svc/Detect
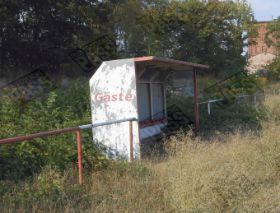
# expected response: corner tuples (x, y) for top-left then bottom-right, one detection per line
(76, 130), (83, 185)
(207, 101), (211, 115)
(129, 120), (133, 162)
(193, 70), (199, 129)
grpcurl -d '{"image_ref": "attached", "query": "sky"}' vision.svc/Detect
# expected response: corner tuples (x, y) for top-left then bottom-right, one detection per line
(247, 0), (280, 21)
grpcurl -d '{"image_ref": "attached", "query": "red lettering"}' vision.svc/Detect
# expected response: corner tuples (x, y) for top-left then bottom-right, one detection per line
(103, 95), (110, 101)
(95, 93), (103, 101)
(119, 93), (123, 101)
(125, 94), (133, 101)
(111, 94), (117, 101)
(95, 93), (134, 102)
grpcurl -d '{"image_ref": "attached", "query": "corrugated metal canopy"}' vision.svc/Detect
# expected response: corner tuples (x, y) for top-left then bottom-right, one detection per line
(134, 56), (209, 71)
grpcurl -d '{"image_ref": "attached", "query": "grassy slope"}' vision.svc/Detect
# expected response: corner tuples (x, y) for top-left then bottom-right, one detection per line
(1, 95), (280, 212)
(159, 126), (280, 212)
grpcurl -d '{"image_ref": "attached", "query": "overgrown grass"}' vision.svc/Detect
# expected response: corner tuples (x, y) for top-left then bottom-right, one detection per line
(1, 87), (280, 212)
(158, 94), (280, 212)
(0, 162), (171, 212)
(161, 126), (280, 212)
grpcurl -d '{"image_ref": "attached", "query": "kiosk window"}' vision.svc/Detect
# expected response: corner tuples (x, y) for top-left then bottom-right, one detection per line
(137, 83), (165, 122)
(137, 83), (151, 121)
(152, 84), (164, 119)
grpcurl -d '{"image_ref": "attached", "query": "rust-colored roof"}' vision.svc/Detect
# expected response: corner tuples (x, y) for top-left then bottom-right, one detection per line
(134, 56), (209, 70)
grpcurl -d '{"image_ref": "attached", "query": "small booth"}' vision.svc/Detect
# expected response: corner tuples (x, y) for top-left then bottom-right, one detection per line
(89, 56), (208, 160)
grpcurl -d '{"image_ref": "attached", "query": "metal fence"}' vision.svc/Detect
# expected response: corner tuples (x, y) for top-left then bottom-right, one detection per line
(0, 117), (137, 184)
(199, 93), (265, 115)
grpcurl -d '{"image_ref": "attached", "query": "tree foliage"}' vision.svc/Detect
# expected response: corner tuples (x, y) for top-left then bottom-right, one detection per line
(0, 0), (117, 76)
(113, 0), (254, 76)
(265, 17), (280, 52)
(0, 0), (255, 78)
(0, 80), (107, 180)
(265, 17), (280, 80)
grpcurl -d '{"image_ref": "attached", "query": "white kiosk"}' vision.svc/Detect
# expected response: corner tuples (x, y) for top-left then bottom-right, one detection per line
(89, 56), (208, 160)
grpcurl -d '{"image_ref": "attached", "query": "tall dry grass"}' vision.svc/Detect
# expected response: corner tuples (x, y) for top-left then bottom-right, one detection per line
(159, 128), (280, 212)
(0, 162), (172, 213)
(156, 94), (280, 212)
(1, 95), (280, 212)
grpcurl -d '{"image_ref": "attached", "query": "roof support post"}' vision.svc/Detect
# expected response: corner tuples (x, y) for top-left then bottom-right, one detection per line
(193, 69), (199, 129)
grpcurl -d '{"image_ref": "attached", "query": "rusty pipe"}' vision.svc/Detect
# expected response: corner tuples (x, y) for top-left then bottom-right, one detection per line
(76, 129), (83, 185)
(0, 127), (79, 145)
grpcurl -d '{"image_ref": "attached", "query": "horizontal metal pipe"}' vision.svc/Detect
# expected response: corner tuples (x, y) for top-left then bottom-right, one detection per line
(79, 118), (138, 130)
(199, 93), (265, 105)
(79, 124), (92, 130)
(199, 99), (223, 105)
(0, 127), (79, 145)
(91, 117), (137, 128)
(0, 117), (138, 145)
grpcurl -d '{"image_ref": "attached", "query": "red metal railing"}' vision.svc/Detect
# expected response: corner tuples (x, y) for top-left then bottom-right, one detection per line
(0, 117), (137, 184)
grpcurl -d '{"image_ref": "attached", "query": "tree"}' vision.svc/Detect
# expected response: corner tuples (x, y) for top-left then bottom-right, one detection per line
(112, 0), (254, 76)
(265, 17), (280, 52)
(0, 0), (255, 79)
(0, 0), (118, 77)
(265, 17), (280, 80)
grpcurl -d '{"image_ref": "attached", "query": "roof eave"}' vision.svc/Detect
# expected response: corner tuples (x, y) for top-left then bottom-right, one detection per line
(134, 56), (210, 70)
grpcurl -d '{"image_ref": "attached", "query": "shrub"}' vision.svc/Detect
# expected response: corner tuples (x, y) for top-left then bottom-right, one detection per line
(166, 93), (265, 133)
(200, 102), (266, 132)
(0, 79), (107, 180)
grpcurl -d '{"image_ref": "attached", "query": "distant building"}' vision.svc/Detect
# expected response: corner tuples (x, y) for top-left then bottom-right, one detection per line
(249, 21), (277, 57)
(247, 21), (277, 73)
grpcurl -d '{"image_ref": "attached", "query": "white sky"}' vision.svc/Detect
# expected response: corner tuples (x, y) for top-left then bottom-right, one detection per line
(247, 0), (280, 21)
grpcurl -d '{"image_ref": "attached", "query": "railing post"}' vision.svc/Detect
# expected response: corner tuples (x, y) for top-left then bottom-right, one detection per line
(207, 101), (211, 115)
(193, 70), (199, 129)
(76, 129), (83, 185)
(129, 120), (133, 162)
(254, 94), (257, 106)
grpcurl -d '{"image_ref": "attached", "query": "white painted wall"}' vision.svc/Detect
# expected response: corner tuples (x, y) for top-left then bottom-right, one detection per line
(89, 59), (140, 160)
